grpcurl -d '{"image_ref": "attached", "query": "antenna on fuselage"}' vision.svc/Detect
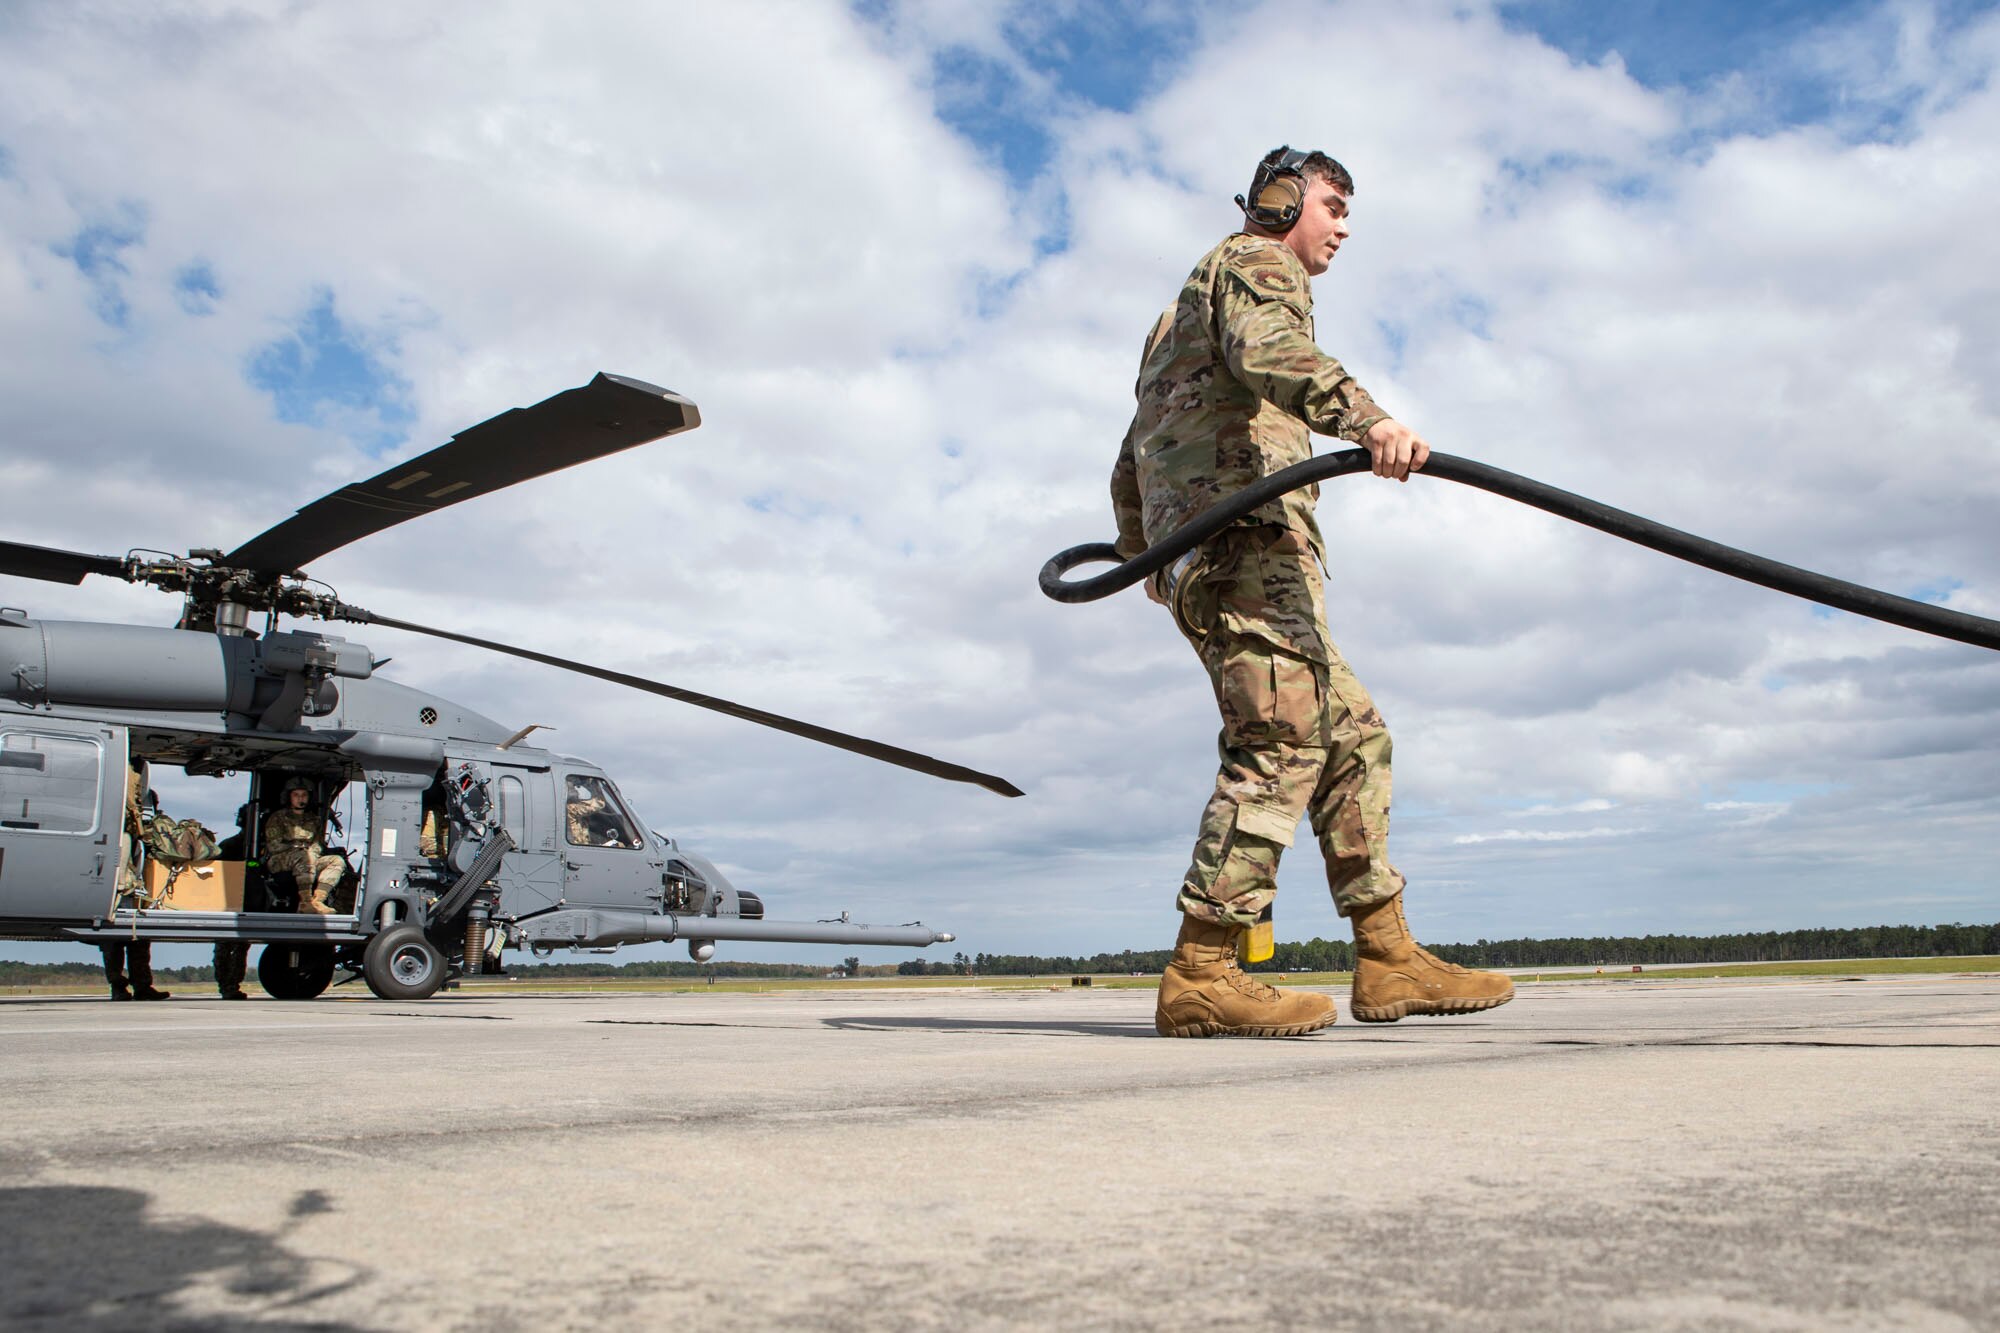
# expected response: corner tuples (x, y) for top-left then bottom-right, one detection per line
(497, 723), (554, 751)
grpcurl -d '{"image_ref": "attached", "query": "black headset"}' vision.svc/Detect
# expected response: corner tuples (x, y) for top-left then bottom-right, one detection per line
(1235, 145), (1314, 232)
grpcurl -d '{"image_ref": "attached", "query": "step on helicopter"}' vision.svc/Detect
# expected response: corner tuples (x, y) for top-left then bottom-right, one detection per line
(0, 373), (1020, 1000)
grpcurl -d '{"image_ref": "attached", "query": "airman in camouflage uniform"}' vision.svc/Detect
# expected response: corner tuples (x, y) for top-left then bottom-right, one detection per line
(263, 780), (347, 915)
(566, 781), (609, 845)
(1112, 147), (1512, 1035)
(103, 759), (169, 1000)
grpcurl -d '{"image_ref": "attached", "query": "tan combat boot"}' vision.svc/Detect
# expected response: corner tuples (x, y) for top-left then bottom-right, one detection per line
(297, 888), (336, 916)
(1349, 893), (1513, 1022)
(1155, 916), (1338, 1038)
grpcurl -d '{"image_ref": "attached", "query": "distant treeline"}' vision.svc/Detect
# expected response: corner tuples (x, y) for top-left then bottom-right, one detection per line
(6, 922), (1995, 988)
(896, 921), (2000, 976)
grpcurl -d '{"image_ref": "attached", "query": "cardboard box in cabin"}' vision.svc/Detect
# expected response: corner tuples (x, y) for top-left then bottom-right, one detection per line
(145, 859), (247, 911)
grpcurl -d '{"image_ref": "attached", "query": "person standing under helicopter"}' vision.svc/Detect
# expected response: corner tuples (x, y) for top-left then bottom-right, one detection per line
(1110, 146), (1513, 1037)
(211, 803), (255, 998)
(262, 779), (347, 916)
(101, 756), (170, 1000)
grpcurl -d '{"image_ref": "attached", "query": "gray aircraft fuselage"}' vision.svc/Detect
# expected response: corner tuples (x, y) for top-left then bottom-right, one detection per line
(0, 611), (948, 973)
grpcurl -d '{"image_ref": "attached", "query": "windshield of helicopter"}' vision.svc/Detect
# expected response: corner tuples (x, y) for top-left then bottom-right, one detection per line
(563, 774), (642, 850)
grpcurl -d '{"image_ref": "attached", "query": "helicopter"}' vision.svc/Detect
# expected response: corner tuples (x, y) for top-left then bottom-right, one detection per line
(0, 372), (1021, 1001)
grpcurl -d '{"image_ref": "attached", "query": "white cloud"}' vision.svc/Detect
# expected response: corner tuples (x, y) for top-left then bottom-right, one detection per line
(1451, 826), (1637, 846)
(2, 0), (1995, 968)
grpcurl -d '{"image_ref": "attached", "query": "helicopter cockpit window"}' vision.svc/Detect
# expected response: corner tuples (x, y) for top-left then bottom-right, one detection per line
(564, 775), (640, 849)
(0, 732), (102, 834)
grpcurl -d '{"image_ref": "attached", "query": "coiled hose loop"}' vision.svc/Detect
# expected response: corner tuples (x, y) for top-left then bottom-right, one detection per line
(1037, 448), (2000, 653)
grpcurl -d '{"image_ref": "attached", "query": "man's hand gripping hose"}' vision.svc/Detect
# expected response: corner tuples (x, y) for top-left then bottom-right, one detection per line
(1038, 448), (2000, 653)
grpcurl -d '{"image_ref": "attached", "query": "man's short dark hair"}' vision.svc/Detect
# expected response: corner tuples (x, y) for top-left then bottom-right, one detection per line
(1296, 150), (1354, 196)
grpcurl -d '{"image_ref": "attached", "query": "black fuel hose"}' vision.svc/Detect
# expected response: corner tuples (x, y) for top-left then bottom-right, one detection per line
(1038, 448), (2000, 653)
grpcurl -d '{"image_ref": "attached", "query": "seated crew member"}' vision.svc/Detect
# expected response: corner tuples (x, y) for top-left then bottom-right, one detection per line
(566, 778), (638, 847)
(419, 778), (448, 860)
(262, 778), (348, 916)
(565, 779), (611, 846)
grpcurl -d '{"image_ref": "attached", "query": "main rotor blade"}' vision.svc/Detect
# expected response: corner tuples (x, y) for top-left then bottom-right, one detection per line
(0, 540), (130, 586)
(334, 605), (1025, 799)
(225, 373), (700, 576)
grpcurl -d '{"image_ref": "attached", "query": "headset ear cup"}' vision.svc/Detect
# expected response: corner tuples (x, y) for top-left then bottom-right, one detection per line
(1253, 175), (1303, 230)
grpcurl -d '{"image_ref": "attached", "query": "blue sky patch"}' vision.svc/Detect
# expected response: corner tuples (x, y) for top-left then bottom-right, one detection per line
(1705, 779), (1838, 806)
(1603, 173), (1655, 201)
(1375, 317), (1409, 372)
(247, 289), (414, 454)
(174, 261), (220, 315)
(858, 0), (1199, 183)
(1497, 150), (1593, 188)
(929, 45), (1053, 186)
(1448, 293), (1493, 340)
(1501, 0), (1874, 92)
(52, 206), (146, 329)
(1502, 0), (1996, 142)
(743, 488), (838, 523)
(1906, 576), (1966, 604)
(974, 266), (1031, 320)
(855, 0), (1200, 257)
(998, 2), (1199, 114)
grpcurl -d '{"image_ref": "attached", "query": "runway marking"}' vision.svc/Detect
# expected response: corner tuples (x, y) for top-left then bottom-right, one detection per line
(284, 1142), (369, 1160)
(1688, 1032), (2000, 1040)
(822, 1017), (1155, 1039)
(0, 1022), (375, 1037)
(587, 1019), (804, 1031)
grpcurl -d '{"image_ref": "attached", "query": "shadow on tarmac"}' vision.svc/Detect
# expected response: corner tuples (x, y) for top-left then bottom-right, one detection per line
(0, 1184), (372, 1330)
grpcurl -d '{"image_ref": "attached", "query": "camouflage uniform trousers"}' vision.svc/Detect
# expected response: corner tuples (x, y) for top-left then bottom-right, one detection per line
(214, 941), (249, 994)
(266, 847), (351, 910)
(99, 940), (154, 994)
(1175, 532), (1406, 928)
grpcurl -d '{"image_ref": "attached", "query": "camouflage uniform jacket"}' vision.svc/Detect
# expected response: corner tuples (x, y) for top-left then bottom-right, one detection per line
(124, 766), (146, 840)
(566, 796), (607, 846)
(263, 808), (327, 858)
(1110, 233), (1387, 657)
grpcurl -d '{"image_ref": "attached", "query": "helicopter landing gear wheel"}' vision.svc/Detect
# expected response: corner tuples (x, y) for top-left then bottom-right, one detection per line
(257, 943), (335, 1000)
(362, 924), (447, 1001)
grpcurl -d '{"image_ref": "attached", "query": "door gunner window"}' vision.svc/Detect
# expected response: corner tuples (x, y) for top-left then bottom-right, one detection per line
(0, 732), (102, 834)
(498, 775), (526, 844)
(563, 775), (639, 849)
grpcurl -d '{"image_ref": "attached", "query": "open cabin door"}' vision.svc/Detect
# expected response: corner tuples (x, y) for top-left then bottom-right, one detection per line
(433, 749), (566, 919)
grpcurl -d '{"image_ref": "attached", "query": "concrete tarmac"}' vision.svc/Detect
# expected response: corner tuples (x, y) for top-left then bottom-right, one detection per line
(3, 974), (1997, 1331)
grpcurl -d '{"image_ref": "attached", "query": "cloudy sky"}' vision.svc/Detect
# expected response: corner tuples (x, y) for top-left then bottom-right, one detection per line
(3, 0), (1996, 971)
